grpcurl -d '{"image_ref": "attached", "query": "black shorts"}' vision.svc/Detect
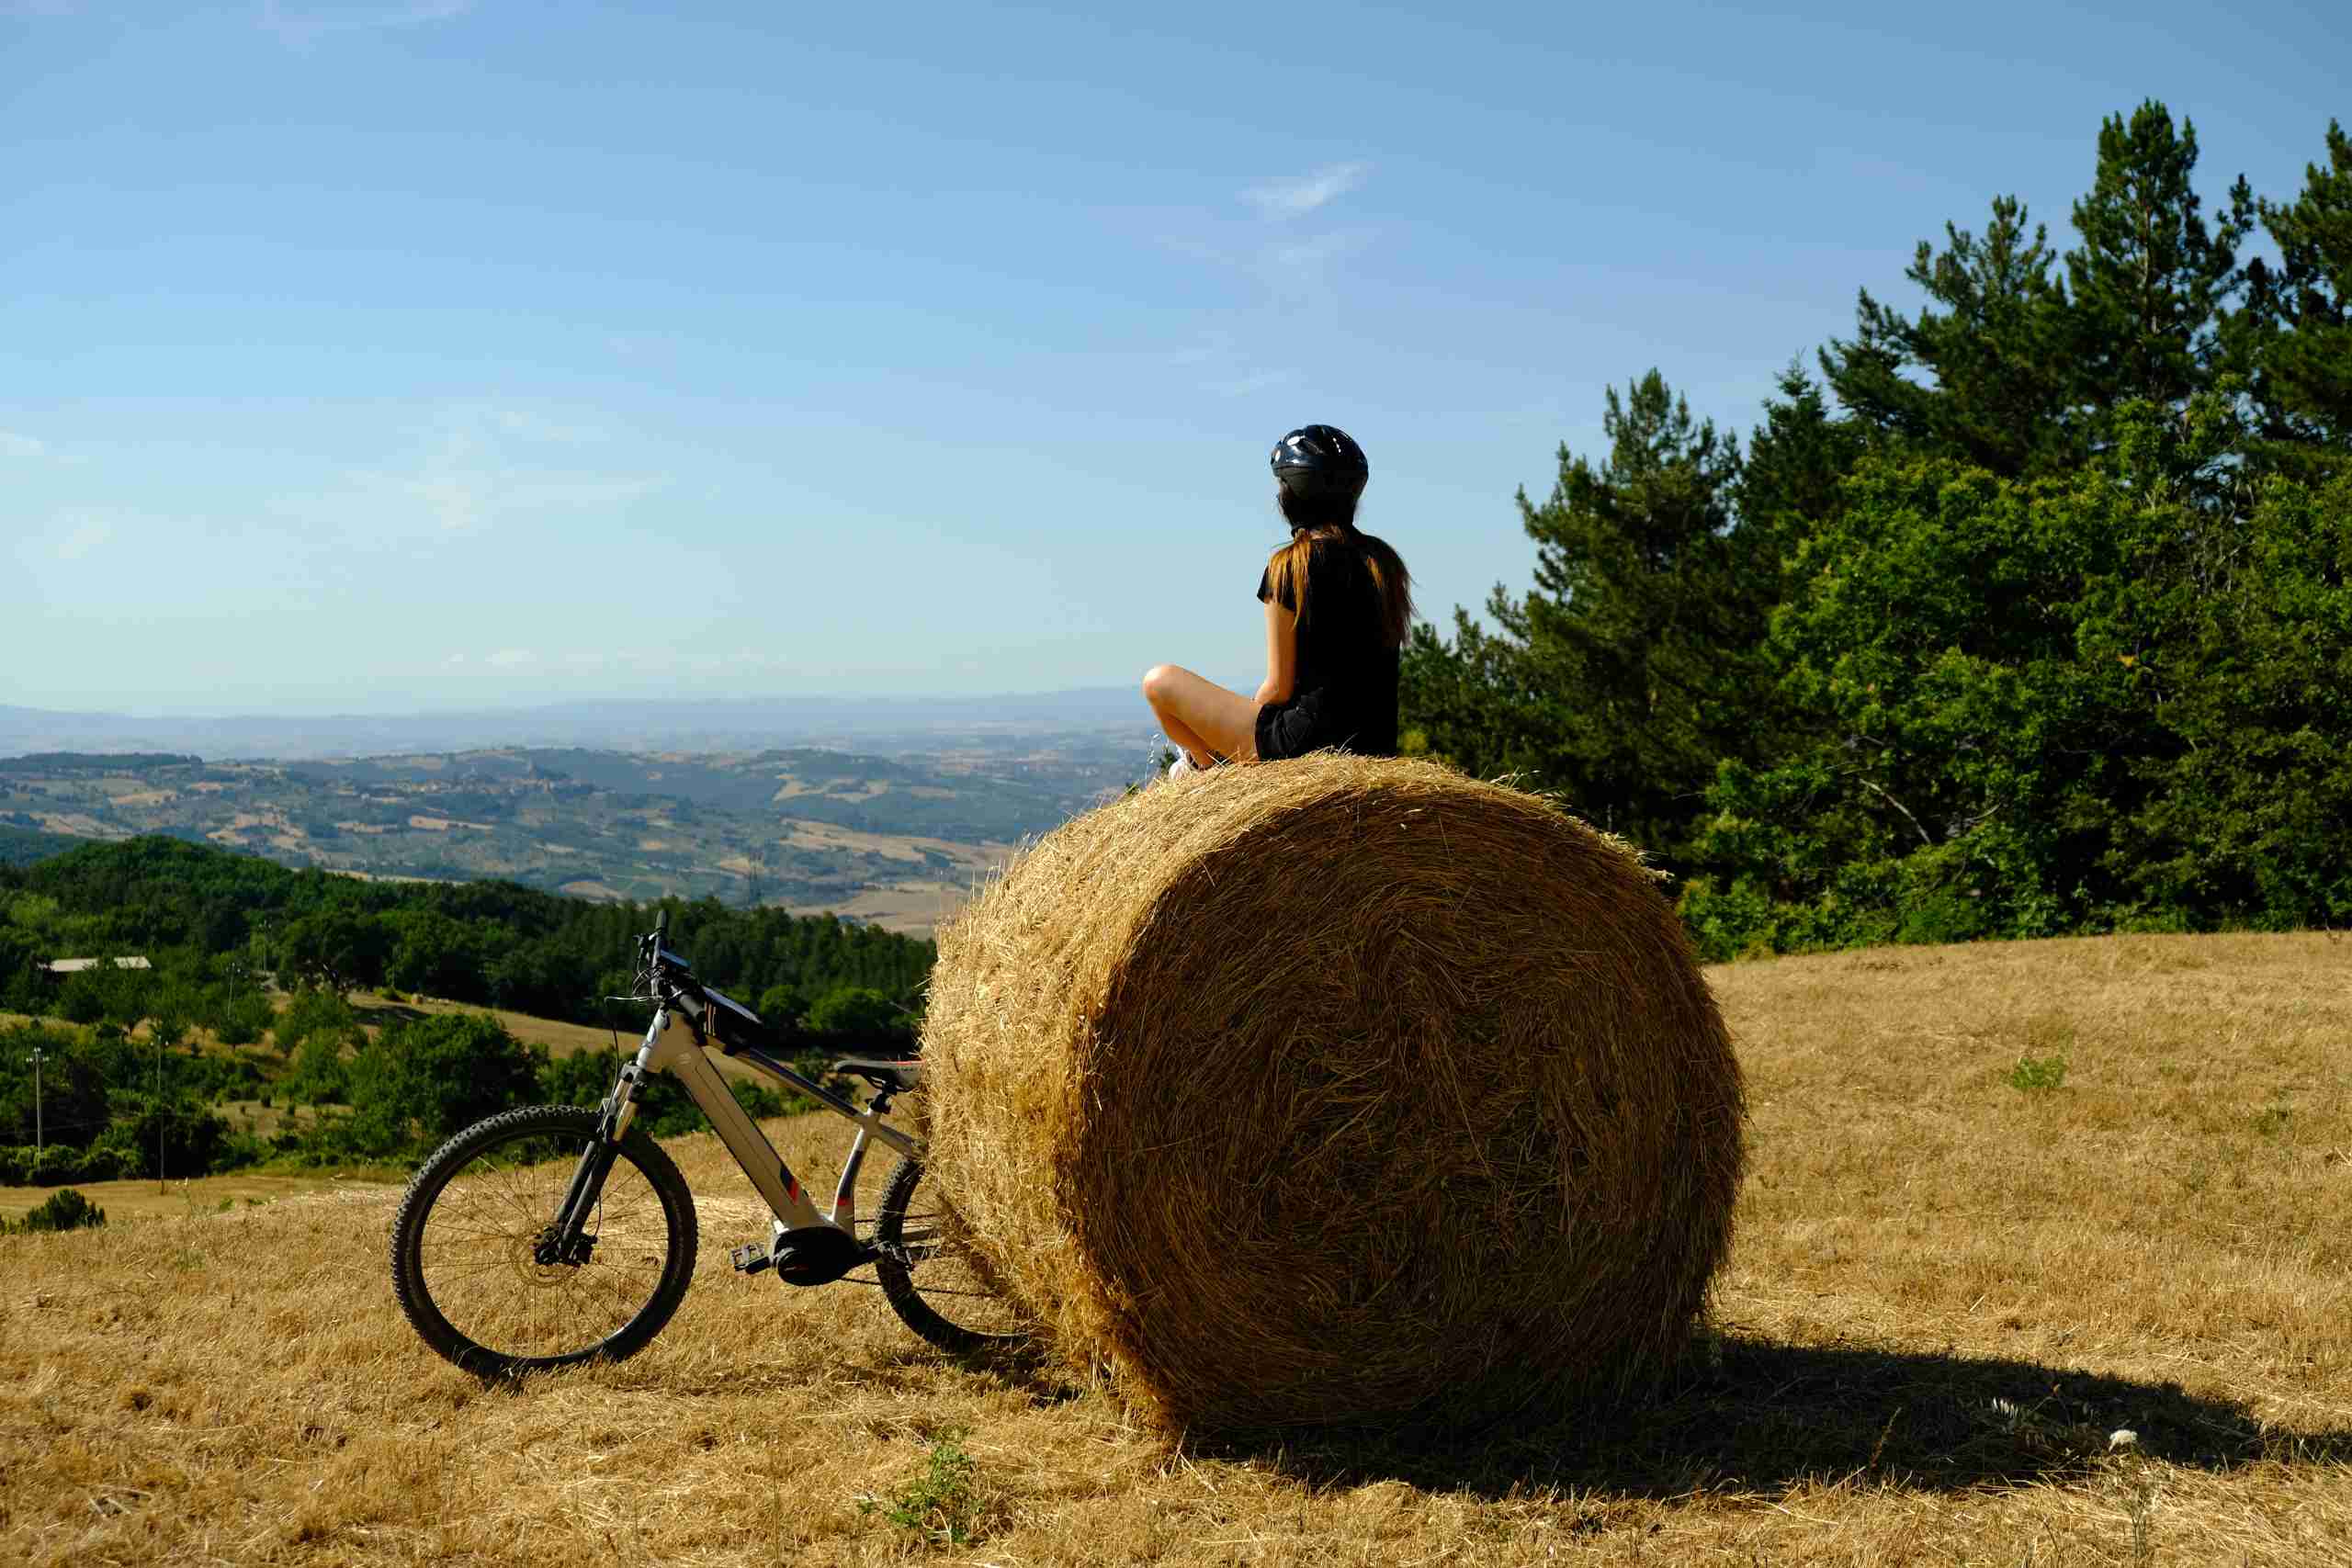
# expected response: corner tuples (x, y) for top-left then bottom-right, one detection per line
(1255, 692), (1393, 761)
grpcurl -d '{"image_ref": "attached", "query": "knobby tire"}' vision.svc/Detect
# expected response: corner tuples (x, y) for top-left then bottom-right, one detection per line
(390, 1104), (698, 1378)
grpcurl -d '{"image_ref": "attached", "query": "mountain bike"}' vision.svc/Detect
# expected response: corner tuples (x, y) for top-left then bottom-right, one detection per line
(388, 914), (1024, 1377)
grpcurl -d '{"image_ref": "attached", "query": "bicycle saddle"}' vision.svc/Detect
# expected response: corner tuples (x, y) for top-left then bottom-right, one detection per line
(833, 1057), (922, 1094)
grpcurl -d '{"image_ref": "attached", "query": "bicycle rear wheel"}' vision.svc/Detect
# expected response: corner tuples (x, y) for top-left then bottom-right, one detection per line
(874, 1155), (1029, 1354)
(390, 1104), (697, 1377)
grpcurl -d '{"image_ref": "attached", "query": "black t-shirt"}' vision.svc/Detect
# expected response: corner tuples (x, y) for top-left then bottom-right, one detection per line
(1255, 537), (1400, 758)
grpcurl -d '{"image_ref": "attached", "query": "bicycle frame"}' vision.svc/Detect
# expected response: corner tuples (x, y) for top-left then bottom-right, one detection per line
(546, 919), (920, 1260)
(630, 998), (917, 1229)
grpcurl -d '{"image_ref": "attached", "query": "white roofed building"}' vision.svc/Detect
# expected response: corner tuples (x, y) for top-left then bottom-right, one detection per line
(41, 956), (152, 974)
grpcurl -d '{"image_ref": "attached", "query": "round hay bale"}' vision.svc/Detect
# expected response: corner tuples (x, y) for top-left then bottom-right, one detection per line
(920, 753), (1744, 1436)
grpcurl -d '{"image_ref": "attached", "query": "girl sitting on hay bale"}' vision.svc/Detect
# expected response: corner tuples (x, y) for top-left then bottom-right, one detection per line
(1142, 424), (1415, 774)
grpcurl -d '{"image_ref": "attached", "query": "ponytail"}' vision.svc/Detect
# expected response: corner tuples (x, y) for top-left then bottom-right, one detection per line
(1264, 525), (1415, 648)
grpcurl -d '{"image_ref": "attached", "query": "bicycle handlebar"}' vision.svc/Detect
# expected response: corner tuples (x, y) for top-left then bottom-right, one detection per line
(635, 914), (916, 1063)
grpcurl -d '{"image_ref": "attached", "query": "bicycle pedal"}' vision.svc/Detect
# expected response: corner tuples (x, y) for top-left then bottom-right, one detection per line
(730, 1241), (774, 1276)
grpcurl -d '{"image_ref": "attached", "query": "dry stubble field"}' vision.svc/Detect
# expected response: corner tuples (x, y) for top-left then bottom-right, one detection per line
(5, 931), (2351, 1565)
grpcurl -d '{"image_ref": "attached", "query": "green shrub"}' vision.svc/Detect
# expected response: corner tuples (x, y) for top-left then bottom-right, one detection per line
(2007, 1055), (2070, 1093)
(286, 1012), (545, 1162)
(86, 1099), (233, 1180)
(273, 988), (364, 1054)
(1, 1142), (137, 1187)
(285, 1035), (352, 1106)
(210, 994), (274, 1047)
(7, 1187), (105, 1234)
(858, 1427), (989, 1547)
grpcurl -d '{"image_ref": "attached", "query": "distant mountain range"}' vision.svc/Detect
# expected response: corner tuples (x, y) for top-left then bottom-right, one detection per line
(0, 690), (1150, 761)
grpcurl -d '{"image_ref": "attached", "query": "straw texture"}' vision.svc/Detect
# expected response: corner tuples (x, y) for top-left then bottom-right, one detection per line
(920, 754), (1745, 1436)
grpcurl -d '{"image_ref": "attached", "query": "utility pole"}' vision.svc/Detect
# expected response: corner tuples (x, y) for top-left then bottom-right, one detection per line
(23, 1046), (40, 1154)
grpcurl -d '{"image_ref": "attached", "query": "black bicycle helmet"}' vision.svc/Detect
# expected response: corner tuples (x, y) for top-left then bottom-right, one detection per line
(1270, 423), (1369, 502)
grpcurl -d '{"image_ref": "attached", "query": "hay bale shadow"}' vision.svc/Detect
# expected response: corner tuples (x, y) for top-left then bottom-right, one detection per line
(851, 1341), (1084, 1409)
(1227, 1335), (2352, 1500)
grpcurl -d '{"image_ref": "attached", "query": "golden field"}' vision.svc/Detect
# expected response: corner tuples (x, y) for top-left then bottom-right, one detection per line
(5, 931), (2350, 1565)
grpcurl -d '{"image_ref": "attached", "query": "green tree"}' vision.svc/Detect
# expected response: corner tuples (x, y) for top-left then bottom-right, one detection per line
(2102, 455), (2352, 924)
(0, 925), (40, 1011)
(336, 1013), (544, 1156)
(1401, 370), (1752, 865)
(279, 908), (390, 998)
(383, 910), (488, 1001)
(2064, 101), (2256, 433)
(757, 982), (810, 1030)
(0, 1024), (112, 1151)
(805, 986), (905, 1039)
(273, 987), (364, 1057)
(1817, 195), (2081, 479)
(484, 937), (590, 1020)
(1679, 395), (2312, 958)
(2231, 118), (2352, 475)
(93, 1090), (235, 1180)
(285, 1034), (353, 1106)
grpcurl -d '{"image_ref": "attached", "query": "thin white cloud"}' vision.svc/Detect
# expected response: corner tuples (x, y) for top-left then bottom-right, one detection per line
(492, 409), (598, 444)
(0, 431), (48, 458)
(281, 406), (661, 536)
(486, 648), (536, 668)
(1153, 159), (1375, 333)
(54, 515), (113, 561)
(445, 653), (468, 665)
(1269, 231), (1361, 273)
(259, 0), (475, 47)
(1240, 163), (1369, 220)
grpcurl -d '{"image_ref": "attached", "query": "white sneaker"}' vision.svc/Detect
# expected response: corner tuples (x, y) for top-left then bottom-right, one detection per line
(1167, 753), (1201, 781)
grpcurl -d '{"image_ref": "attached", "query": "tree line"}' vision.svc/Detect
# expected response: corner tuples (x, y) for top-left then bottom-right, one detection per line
(1, 833), (931, 1184)
(0, 833), (933, 1031)
(0, 1004), (813, 1187)
(1400, 103), (2352, 958)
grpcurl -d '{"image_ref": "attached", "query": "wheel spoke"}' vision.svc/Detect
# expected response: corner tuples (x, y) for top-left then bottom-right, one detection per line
(392, 1107), (695, 1374)
(876, 1156), (1026, 1352)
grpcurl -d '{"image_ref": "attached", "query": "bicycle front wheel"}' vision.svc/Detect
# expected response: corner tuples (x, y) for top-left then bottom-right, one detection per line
(875, 1155), (1029, 1355)
(390, 1104), (698, 1377)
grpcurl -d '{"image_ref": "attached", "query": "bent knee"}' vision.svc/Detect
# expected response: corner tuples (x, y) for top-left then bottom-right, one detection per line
(1140, 663), (1182, 702)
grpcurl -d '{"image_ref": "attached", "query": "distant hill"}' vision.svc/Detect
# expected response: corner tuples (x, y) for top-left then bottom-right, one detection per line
(0, 825), (79, 868)
(0, 690), (1151, 761)
(0, 743), (1136, 932)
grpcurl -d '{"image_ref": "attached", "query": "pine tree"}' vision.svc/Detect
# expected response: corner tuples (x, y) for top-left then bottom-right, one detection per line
(1401, 371), (1747, 865)
(1818, 197), (2078, 478)
(1736, 364), (1870, 587)
(2064, 100), (2255, 427)
(2230, 118), (2352, 472)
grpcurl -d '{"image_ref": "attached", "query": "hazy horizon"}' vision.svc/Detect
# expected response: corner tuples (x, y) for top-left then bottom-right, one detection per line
(0, 684), (1147, 724)
(0, 687), (1163, 762)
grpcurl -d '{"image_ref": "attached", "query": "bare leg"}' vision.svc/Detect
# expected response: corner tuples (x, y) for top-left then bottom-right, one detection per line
(1142, 665), (1260, 765)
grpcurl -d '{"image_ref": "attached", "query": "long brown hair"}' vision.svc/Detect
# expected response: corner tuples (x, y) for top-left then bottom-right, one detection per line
(1266, 489), (1415, 647)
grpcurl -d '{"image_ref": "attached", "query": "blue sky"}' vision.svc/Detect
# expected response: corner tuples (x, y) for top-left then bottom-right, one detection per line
(5, 1), (2346, 716)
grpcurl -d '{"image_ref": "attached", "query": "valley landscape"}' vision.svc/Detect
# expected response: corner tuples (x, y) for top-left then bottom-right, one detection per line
(0, 733), (1148, 934)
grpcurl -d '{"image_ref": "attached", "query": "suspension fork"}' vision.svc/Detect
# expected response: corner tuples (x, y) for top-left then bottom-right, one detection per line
(547, 1005), (666, 1256)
